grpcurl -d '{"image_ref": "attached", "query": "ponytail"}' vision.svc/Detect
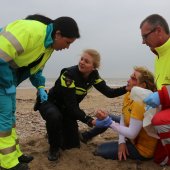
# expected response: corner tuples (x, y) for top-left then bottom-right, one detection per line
(25, 14), (53, 25)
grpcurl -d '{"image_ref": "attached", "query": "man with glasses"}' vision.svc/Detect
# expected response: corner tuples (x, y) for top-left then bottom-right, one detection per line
(140, 14), (170, 166)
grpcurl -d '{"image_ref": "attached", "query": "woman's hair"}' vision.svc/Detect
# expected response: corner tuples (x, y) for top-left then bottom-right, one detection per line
(134, 66), (157, 92)
(83, 49), (101, 69)
(25, 14), (80, 39)
(25, 14), (52, 24)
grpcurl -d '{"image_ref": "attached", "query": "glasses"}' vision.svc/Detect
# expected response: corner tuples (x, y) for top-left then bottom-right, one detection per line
(130, 75), (138, 82)
(142, 27), (157, 40)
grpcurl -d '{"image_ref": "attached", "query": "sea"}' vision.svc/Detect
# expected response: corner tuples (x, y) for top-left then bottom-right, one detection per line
(17, 78), (127, 89)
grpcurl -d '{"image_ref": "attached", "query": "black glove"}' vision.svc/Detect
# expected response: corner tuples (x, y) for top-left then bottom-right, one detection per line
(34, 95), (41, 111)
(34, 90), (47, 111)
(84, 115), (94, 127)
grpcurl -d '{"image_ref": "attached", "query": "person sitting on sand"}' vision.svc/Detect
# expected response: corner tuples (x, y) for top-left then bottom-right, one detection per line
(82, 66), (158, 161)
(34, 49), (127, 161)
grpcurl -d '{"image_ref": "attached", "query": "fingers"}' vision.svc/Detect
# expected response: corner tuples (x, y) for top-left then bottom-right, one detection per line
(95, 109), (108, 120)
(118, 152), (127, 161)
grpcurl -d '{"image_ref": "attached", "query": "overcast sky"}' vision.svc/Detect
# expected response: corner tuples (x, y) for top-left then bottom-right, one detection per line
(1, 0), (170, 78)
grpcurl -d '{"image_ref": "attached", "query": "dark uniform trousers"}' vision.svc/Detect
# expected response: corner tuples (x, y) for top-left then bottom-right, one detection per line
(38, 101), (80, 150)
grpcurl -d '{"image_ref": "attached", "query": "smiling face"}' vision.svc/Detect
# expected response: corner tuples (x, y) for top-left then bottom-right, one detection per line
(78, 52), (95, 77)
(52, 31), (76, 51)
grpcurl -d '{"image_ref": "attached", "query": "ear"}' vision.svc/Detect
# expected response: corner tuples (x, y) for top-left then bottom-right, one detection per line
(55, 30), (61, 34)
(156, 26), (163, 36)
(55, 31), (61, 39)
(140, 82), (146, 89)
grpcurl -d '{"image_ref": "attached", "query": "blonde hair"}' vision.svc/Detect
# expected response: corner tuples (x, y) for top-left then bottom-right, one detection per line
(83, 49), (101, 69)
(134, 66), (157, 92)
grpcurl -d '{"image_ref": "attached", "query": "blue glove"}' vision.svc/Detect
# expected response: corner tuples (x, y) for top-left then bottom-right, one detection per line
(143, 92), (160, 108)
(95, 116), (112, 128)
(38, 88), (48, 103)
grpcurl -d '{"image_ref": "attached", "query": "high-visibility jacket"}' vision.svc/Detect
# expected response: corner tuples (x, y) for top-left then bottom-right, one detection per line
(0, 20), (54, 92)
(48, 65), (127, 123)
(155, 38), (170, 90)
(0, 19), (54, 168)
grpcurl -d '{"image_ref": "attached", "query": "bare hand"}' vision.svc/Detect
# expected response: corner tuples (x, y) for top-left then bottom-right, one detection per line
(95, 109), (108, 120)
(118, 143), (129, 161)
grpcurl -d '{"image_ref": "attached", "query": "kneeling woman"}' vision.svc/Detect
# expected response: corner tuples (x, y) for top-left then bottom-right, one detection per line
(35, 49), (127, 161)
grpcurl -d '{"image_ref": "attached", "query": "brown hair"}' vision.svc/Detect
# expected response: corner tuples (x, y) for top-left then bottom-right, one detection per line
(140, 14), (169, 34)
(134, 66), (157, 92)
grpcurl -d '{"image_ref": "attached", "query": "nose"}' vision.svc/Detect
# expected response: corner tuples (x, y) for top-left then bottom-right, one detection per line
(66, 44), (70, 49)
(80, 59), (84, 64)
(142, 39), (146, 44)
(127, 78), (130, 83)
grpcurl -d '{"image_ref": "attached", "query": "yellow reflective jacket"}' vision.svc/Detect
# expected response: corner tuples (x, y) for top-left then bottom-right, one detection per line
(0, 19), (54, 75)
(155, 38), (170, 90)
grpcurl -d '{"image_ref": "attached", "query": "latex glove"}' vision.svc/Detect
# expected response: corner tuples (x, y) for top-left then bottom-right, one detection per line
(95, 116), (112, 128)
(38, 88), (48, 103)
(143, 92), (160, 108)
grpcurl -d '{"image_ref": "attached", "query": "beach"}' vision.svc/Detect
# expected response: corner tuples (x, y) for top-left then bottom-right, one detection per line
(16, 88), (164, 170)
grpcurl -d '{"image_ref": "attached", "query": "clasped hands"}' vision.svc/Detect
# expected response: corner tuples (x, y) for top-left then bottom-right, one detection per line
(93, 109), (113, 128)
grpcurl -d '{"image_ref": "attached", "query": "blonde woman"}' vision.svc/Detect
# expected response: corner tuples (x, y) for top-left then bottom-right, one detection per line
(35, 49), (127, 161)
(93, 66), (158, 162)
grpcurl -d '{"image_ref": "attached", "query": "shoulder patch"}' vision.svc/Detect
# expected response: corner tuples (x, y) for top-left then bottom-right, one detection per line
(65, 77), (73, 87)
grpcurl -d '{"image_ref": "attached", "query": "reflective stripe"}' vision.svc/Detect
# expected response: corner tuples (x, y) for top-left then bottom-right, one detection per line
(160, 156), (168, 166)
(166, 85), (170, 97)
(155, 124), (170, 133)
(75, 87), (87, 95)
(94, 78), (103, 84)
(0, 30), (24, 55)
(0, 49), (13, 62)
(76, 90), (86, 95)
(0, 45), (19, 69)
(0, 49), (18, 68)
(76, 87), (86, 92)
(0, 145), (16, 155)
(15, 138), (19, 145)
(8, 60), (19, 68)
(161, 138), (170, 145)
(0, 131), (11, 137)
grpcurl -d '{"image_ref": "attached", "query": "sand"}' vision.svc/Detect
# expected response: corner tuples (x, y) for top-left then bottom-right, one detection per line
(15, 88), (165, 170)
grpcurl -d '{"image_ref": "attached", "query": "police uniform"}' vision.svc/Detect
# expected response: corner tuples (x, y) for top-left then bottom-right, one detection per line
(39, 65), (127, 151)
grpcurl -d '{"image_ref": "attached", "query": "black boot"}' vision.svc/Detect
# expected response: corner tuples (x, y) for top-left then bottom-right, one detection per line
(33, 95), (41, 111)
(1, 163), (29, 170)
(48, 147), (60, 161)
(79, 132), (89, 144)
(18, 154), (34, 163)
